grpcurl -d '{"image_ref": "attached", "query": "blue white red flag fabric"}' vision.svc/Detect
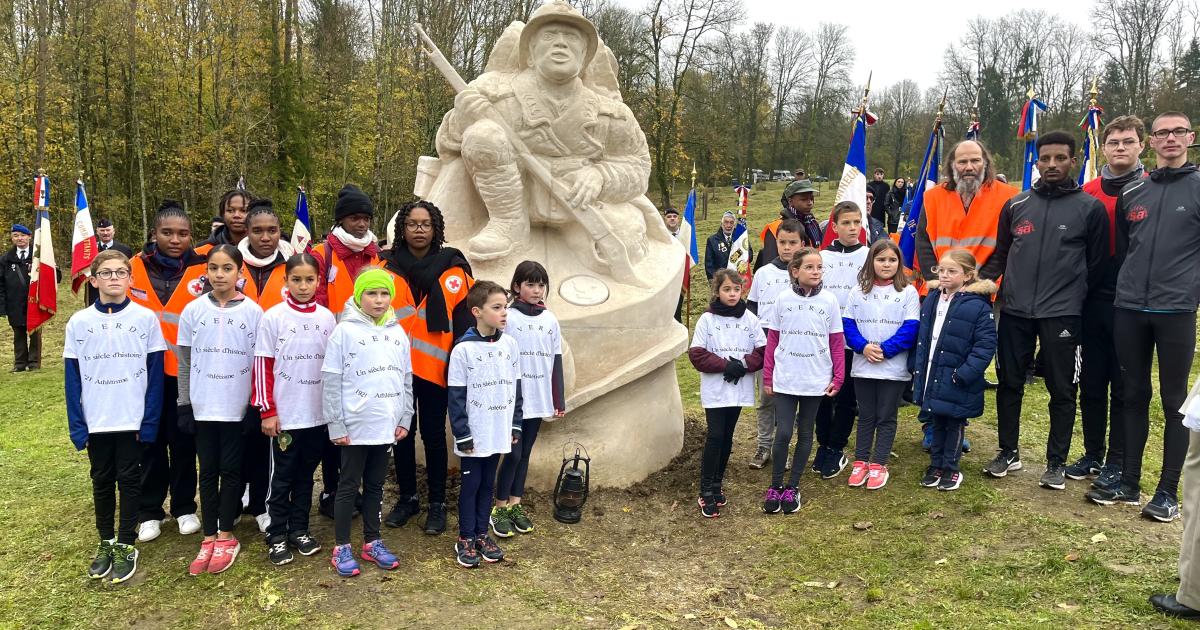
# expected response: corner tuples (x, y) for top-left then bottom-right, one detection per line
(965, 119), (981, 141)
(26, 207), (57, 331)
(33, 174), (50, 208)
(290, 186), (312, 251)
(679, 188), (699, 292)
(1017, 96), (1048, 190)
(734, 184), (750, 217)
(70, 180), (99, 294)
(1078, 105), (1104, 185)
(822, 113), (870, 247)
(900, 119), (944, 270)
(727, 218), (753, 290)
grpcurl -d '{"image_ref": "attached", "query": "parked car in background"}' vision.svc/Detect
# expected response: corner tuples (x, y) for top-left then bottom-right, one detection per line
(771, 170), (792, 181)
(811, 175), (829, 182)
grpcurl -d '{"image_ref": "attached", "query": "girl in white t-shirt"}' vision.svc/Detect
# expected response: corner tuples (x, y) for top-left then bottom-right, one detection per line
(761, 248), (845, 515)
(252, 253), (336, 566)
(177, 244), (264, 576)
(491, 261), (566, 539)
(842, 240), (919, 491)
(688, 268), (766, 518)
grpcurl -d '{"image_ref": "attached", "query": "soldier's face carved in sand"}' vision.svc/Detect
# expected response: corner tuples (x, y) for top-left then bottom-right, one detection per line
(529, 23), (586, 83)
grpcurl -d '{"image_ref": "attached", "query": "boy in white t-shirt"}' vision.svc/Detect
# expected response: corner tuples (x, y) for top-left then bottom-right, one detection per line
(448, 281), (524, 569)
(65, 250), (168, 584)
(746, 219), (805, 470)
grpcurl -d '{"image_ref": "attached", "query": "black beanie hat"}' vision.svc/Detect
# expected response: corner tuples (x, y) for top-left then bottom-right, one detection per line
(334, 184), (374, 222)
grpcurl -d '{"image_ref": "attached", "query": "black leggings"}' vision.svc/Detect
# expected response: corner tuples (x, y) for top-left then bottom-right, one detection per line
(241, 408), (270, 516)
(1079, 299), (1125, 466)
(265, 425), (325, 541)
(335, 444), (390, 546)
(853, 378), (906, 465)
(815, 350), (857, 451)
(699, 407), (741, 496)
(196, 422), (245, 536)
(393, 376), (449, 504)
(496, 418), (543, 501)
(771, 394), (823, 487)
(88, 431), (142, 545)
(1114, 309), (1195, 497)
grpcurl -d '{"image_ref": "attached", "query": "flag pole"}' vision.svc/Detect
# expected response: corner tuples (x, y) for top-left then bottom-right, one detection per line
(686, 162), (697, 329)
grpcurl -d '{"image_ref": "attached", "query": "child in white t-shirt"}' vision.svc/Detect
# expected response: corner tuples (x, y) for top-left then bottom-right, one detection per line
(65, 250), (168, 584)
(842, 240), (919, 491)
(448, 281), (523, 569)
(321, 268), (413, 578)
(689, 268), (766, 518)
(491, 261), (566, 539)
(252, 253), (336, 566)
(746, 220), (805, 469)
(761, 248), (845, 515)
(177, 244), (263, 576)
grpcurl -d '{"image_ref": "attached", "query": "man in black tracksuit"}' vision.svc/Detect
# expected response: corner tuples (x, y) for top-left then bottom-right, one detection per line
(979, 130), (1108, 489)
(1087, 111), (1200, 522)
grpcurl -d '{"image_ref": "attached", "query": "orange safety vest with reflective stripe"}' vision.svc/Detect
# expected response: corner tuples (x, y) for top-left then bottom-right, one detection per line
(195, 242), (213, 256)
(241, 263), (289, 311)
(919, 181), (1018, 295)
(399, 267), (473, 387)
(313, 242), (380, 313)
(128, 255), (207, 376)
(383, 269), (418, 327)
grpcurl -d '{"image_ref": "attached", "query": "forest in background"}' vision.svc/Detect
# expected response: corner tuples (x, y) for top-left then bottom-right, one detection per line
(2, 0), (1199, 244)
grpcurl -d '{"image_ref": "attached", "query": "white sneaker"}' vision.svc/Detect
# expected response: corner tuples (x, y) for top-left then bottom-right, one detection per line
(241, 487), (250, 510)
(177, 513), (201, 535)
(136, 519), (163, 543)
(255, 513), (271, 533)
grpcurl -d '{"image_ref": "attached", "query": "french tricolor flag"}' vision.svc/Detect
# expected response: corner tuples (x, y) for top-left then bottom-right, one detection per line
(26, 207), (57, 332)
(290, 186), (312, 252)
(33, 174), (50, 208)
(70, 180), (99, 294)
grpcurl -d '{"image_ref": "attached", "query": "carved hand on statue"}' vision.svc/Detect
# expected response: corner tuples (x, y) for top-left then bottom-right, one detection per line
(567, 167), (604, 209)
(455, 89), (492, 125)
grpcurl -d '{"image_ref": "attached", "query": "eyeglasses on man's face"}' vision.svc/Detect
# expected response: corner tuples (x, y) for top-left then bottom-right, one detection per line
(1150, 127), (1193, 140)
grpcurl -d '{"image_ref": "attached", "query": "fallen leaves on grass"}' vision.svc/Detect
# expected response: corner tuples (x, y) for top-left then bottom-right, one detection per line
(853, 521), (872, 531)
(670, 501), (678, 511)
(1057, 603), (1079, 611)
(1065, 553), (1079, 562)
(724, 617), (738, 628)
(934, 558), (948, 565)
(1090, 533), (1108, 543)
(929, 511), (944, 519)
(801, 580), (839, 589)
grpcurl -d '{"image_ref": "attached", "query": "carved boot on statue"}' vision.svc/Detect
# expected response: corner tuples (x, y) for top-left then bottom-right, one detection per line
(467, 164), (529, 260)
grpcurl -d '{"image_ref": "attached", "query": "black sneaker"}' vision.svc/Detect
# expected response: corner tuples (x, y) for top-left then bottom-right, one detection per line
(509, 504), (534, 534)
(88, 540), (114, 579)
(1142, 491), (1181, 523)
(811, 446), (828, 473)
(476, 535), (504, 563)
(384, 495), (420, 528)
(820, 449), (848, 479)
(938, 471), (963, 491)
(714, 489), (728, 507)
(1092, 463), (1122, 491)
(983, 450), (1022, 478)
(268, 538), (294, 566)
(1086, 484), (1141, 506)
(1039, 464), (1067, 490)
(289, 532), (321, 556)
(920, 466), (942, 488)
(761, 486), (783, 514)
(780, 486), (801, 514)
(1065, 455), (1102, 480)
(698, 495), (719, 518)
(110, 543), (138, 583)
(318, 492), (336, 520)
(455, 537), (480, 568)
(490, 506), (516, 538)
(423, 503), (447, 535)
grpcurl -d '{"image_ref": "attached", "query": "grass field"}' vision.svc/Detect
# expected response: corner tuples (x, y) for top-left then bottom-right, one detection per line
(0, 181), (1193, 628)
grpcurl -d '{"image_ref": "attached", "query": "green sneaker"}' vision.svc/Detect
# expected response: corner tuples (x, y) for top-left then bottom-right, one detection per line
(110, 543), (139, 584)
(509, 504), (534, 534)
(88, 540), (114, 579)
(489, 506), (515, 538)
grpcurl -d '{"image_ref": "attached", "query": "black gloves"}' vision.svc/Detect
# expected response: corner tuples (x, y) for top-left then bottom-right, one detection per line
(459, 438), (475, 453)
(176, 404), (196, 435)
(723, 358), (747, 383)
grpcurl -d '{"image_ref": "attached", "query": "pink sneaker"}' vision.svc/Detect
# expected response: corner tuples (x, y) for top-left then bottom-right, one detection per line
(188, 540), (214, 576)
(208, 537), (241, 574)
(847, 461), (869, 487)
(866, 464), (889, 490)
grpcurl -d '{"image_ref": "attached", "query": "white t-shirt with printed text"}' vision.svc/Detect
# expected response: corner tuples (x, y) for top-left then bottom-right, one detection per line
(769, 288), (843, 396)
(845, 284), (920, 381)
(448, 334), (522, 458)
(177, 295), (263, 422)
(255, 302), (336, 430)
(748, 263), (792, 327)
(820, 246), (870, 314)
(691, 310), (766, 408)
(506, 308), (563, 419)
(321, 317), (413, 445)
(63, 303), (168, 434)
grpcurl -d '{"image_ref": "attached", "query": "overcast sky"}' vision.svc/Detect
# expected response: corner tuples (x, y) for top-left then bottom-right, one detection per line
(610, 0), (1098, 89)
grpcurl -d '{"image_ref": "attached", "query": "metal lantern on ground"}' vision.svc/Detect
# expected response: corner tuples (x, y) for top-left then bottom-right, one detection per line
(552, 443), (591, 524)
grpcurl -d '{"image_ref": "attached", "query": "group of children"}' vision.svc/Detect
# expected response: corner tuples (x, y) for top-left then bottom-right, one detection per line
(689, 201), (997, 517)
(67, 196), (567, 583)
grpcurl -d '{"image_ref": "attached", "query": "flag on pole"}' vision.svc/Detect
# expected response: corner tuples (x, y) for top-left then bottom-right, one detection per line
(33, 173), (50, 208)
(822, 111), (871, 248)
(236, 175), (247, 191)
(900, 117), (945, 270)
(734, 184), (750, 218)
(680, 188), (699, 291)
(966, 119), (981, 141)
(70, 180), (99, 294)
(291, 186), (312, 252)
(1017, 92), (1048, 190)
(1078, 103), (1104, 186)
(727, 218), (753, 290)
(27, 206), (57, 332)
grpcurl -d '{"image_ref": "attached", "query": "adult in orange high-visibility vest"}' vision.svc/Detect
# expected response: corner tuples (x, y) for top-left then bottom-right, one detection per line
(311, 185), (381, 314)
(381, 199), (474, 535)
(128, 201), (207, 540)
(196, 189), (252, 256)
(915, 139), (1018, 293)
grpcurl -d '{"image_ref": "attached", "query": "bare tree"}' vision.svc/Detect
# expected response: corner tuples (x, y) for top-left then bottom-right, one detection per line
(1092, 0), (1176, 115)
(767, 25), (811, 171)
(800, 22), (853, 166)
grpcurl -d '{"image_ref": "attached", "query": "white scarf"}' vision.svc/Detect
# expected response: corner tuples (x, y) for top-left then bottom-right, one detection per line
(332, 226), (377, 253)
(237, 237), (295, 268)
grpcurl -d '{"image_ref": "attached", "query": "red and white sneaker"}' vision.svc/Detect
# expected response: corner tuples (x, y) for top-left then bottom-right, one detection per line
(847, 461), (869, 487)
(208, 537), (241, 574)
(188, 540), (214, 576)
(866, 463), (889, 490)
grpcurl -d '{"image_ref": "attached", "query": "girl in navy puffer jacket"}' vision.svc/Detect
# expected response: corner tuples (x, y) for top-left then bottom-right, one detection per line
(910, 249), (997, 491)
